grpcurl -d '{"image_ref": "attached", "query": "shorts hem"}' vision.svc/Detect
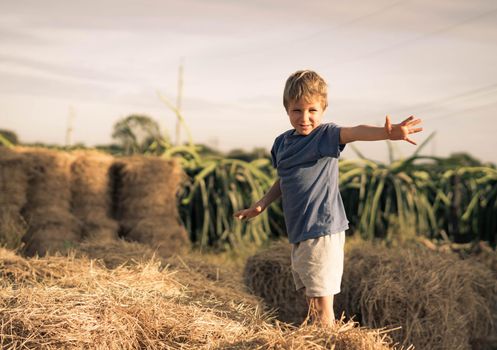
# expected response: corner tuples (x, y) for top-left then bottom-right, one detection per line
(305, 288), (341, 297)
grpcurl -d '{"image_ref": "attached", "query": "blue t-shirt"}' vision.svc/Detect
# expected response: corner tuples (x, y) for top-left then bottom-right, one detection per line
(270, 123), (349, 244)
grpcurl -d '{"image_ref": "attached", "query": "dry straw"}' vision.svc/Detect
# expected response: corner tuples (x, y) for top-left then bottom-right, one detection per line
(0, 246), (401, 349)
(338, 243), (497, 349)
(244, 240), (497, 350)
(113, 156), (190, 256)
(0, 147), (28, 249)
(70, 150), (118, 242)
(15, 147), (80, 256)
(244, 240), (308, 325)
(75, 238), (262, 309)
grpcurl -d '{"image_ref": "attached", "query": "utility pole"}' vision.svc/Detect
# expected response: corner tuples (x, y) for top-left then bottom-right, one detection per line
(65, 106), (75, 147)
(175, 59), (184, 146)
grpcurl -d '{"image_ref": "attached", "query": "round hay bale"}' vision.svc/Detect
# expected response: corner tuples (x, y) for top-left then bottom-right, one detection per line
(0, 148), (29, 249)
(17, 147), (73, 210)
(0, 147), (28, 209)
(243, 241), (308, 325)
(70, 150), (114, 213)
(22, 227), (79, 257)
(22, 206), (79, 233)
(336, 243), (497, 350)
(21, 206), (80, 252)
(16, 147), (80, 257)
(121, 217), (190, 257)
(112, 156), (183, 220)
(77, 213), (118, 242)
(70, 150), (118, 241)
(112, 156), (190, 255)
(0, 206), (28, 250)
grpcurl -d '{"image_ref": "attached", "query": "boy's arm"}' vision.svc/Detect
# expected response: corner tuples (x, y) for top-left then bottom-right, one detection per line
(339, 115), (423, 145)
(234, 178), (281, 220)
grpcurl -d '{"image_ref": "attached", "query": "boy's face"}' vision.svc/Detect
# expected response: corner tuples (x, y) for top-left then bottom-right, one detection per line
(286, 97), (325, 136)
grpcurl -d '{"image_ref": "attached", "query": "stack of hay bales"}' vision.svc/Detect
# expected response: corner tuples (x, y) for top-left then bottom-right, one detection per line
(244, 240), (497, 349)
(0, 147), (28, 249)
(113, 156), (190, 257)
(70, 150), (118, 242)
(18, 147), (80, 257)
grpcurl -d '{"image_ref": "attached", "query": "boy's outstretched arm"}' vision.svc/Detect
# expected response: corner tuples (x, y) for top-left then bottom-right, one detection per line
(339, 115), (423, 145)
(234, 178), (281, 220)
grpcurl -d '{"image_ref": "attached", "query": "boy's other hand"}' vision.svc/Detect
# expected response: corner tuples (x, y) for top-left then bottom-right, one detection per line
(385, 115), (423, 145)
(234, 205), (263, 220)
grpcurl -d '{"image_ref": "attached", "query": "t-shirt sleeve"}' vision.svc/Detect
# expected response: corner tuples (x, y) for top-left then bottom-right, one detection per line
(318, 123), (346, 158)
(270, 137), (279, 168)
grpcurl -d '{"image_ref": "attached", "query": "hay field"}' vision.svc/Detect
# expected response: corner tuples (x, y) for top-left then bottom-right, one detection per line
(0, 242), (402, 350)
(0, 146), (403, 349)
(2, 146), (496, 349)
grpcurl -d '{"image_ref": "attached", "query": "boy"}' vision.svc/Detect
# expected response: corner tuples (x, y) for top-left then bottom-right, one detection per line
(234, 70), (423, 327)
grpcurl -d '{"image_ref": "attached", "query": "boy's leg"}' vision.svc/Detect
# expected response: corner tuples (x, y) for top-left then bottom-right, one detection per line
(293, 232), (345, 327)
(308, 295), (335, 327)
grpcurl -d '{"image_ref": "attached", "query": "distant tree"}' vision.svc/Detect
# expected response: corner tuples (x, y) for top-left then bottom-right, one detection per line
(95, 143), (125, 155)
(111, 114), (163, 155)
(0, 129), (19, 145)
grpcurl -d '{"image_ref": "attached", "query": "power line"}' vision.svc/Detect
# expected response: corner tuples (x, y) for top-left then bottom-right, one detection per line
(196, 0), (410, 60)
(282, 0), (410, 47)
(335, 7), (497, 65)
(423, 100), (497, 122)
(393, 82), (497, 116)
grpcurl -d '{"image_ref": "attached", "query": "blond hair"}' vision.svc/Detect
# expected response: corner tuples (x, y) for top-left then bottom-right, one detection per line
(283, 70), (328, 111)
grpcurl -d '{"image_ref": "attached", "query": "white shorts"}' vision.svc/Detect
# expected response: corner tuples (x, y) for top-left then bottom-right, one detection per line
(291, 231), (345, 297)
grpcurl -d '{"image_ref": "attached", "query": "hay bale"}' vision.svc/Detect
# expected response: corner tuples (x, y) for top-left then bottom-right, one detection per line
(17, 147), (73, 211)
(0, 248), (399, 350)
(0, 147), (28, 209)
(121, 217), (189, 257)
(113, 156), (183, 220)
(243, 241), (308, 325)
(70, 150), (118, 241)
(337, 243), (497, 350)
(244, 240), (497, 350)
(16, 147), (80, 257)
(22, 227), (80, 257)
(112, 156), (190, 256)
(0, 148), (29, 249)
(0, 207), (28, 249)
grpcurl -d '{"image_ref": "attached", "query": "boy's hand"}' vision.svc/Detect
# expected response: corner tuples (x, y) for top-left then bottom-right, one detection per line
(385, 115), (423, 145)
(234, 205), (264, 220)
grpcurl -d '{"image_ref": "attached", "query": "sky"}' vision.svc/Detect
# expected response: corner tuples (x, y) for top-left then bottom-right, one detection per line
(1, 0), (496, 164)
